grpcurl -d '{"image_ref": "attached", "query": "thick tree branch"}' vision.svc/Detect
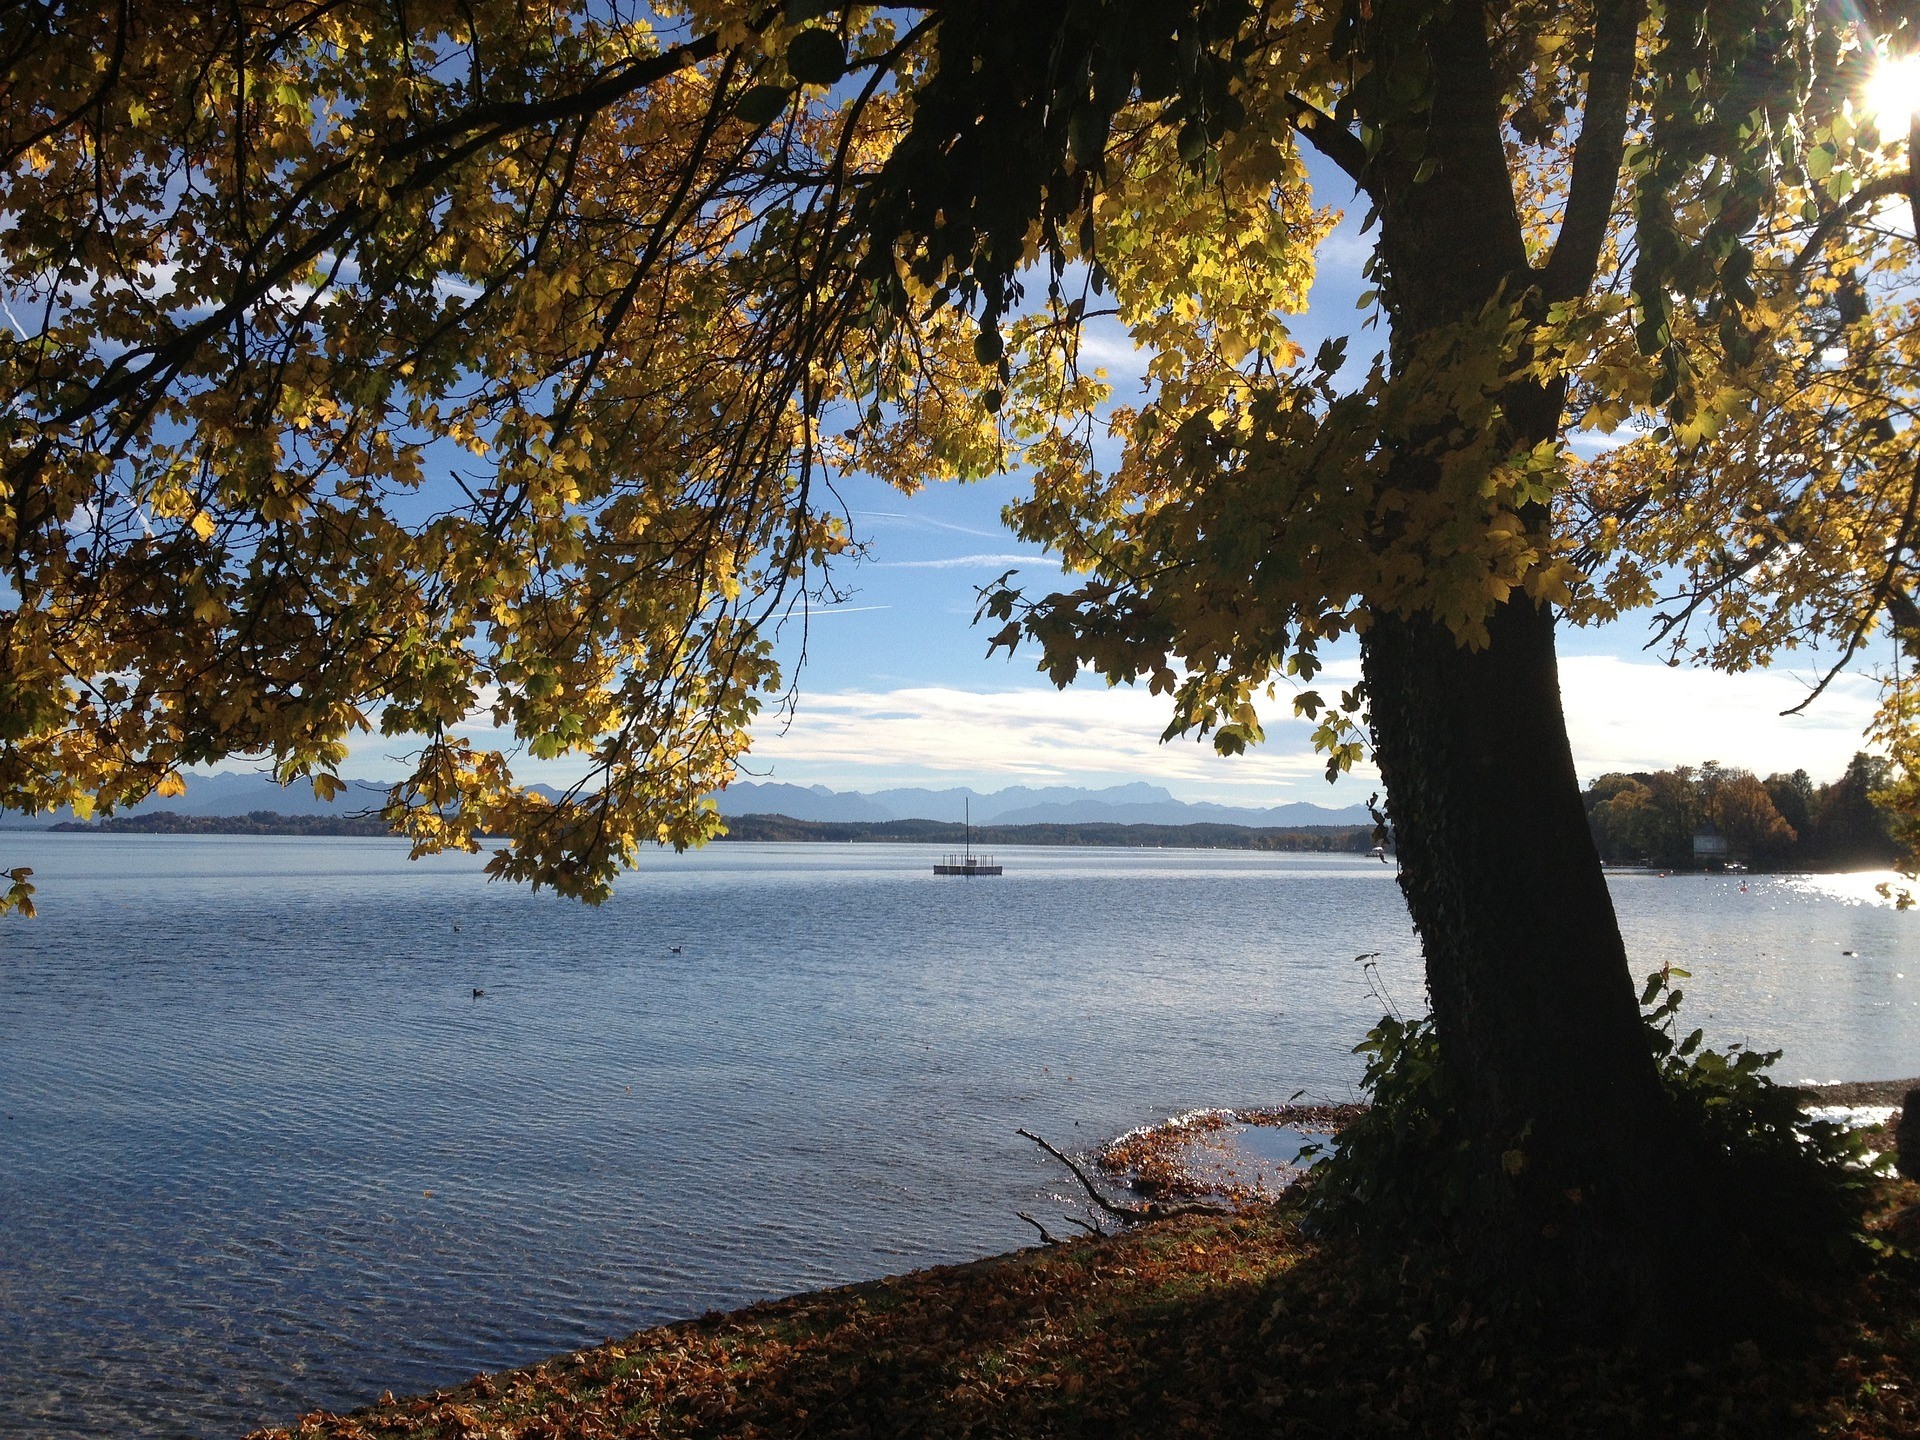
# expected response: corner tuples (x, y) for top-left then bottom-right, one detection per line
(1538, 0), (1645, 303)
(1283, 92), (1368, 187)
(1907, 113), (1920, 250)
(377, 31), (724, 174)
(1788, 173), (1908, 281)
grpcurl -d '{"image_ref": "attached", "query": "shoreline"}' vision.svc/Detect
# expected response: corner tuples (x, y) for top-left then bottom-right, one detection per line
(248, 1079), (1920, 1440)
(35, 810), (1381, 852)
(17, 821), (1912, 875)
(1804, 1077), (1920, 1107)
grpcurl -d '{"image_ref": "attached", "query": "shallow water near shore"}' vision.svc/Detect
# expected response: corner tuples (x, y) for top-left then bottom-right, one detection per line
(2, 835), (1916, 1438)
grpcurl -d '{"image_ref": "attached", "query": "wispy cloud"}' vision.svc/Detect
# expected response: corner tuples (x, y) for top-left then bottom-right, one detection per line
(1312, 226), (1377, 274)
(856, 510), (1007, 540)
(1073, 328), (1148, 373)
(748, 655), (1882, 801)
(1565, 424), (1648, 457)
(869, 552), (1054, 570)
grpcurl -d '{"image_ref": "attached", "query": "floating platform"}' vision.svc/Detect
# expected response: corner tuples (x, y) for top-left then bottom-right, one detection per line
(934, 855), (1002, 876)
(934, 799), (1002, 875)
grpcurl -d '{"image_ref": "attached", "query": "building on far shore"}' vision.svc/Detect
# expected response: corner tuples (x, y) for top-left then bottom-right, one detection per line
(1691, 823), (1732, 865)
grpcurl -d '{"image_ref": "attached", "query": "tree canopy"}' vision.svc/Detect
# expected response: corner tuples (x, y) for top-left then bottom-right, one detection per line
(10, 0), (1919, 1297)
(6, 0), (1917, 900)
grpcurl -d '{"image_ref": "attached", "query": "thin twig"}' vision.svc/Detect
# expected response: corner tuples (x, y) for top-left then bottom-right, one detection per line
(1016, 1128), (1229, 1223)
(1014, 1211), (1062, 1245)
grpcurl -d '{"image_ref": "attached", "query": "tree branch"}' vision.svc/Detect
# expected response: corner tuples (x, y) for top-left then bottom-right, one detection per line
(376, 31), (725, 174)
(1906, 113), (1920, 242)
(1538, 0), (1645, 303)
(1014, 1210), (1063, 1244)
(1282, 93), (1368, 187)
(1788, 173), (1907, 282)
(1016, 1127), (1229, 1223)
(1782, 450), (1920, 716)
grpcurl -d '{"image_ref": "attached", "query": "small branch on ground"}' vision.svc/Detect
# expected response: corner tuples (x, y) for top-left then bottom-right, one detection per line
(1014, 1210), (1062, 1245)
(1017, 1128), (1230, 1223)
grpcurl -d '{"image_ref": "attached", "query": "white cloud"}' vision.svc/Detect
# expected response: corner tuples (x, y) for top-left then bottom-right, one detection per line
(1311, 226), (1377, 274)
(316, 654), (1884, 803)
(745, 682), (1376, 803)
(869, 552), (1055, 570)
(856, 510), (1006, 540)
(748, 655), (1882, 802)
(1564, 424), (1645, 457)
(1559, 655), (1880, 782)
(1073, 328), (1149, 373)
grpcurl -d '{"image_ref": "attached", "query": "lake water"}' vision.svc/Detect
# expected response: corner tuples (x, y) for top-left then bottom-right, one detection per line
(1, 835), (1915, 1438)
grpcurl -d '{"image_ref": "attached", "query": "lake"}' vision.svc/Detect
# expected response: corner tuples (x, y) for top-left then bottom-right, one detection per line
(1, 835), (1915, 1438)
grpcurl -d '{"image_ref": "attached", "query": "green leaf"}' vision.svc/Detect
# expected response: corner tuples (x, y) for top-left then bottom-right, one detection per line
(735, 85), (792, 125)
(786, 29), (845, 86)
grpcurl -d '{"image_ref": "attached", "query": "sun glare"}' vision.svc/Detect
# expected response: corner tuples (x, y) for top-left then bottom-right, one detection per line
(1866, 52), (1920, 145)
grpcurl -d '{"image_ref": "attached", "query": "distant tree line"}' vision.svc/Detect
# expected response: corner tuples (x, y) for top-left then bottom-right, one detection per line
(1582, 754), (1899, 870)
(51, 810), (394, 838)
(717, 815), (1379, 852)
(48, 809), (1380, 853)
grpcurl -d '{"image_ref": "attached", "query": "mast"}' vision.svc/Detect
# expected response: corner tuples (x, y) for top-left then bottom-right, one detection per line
(964, 798), (972, 861)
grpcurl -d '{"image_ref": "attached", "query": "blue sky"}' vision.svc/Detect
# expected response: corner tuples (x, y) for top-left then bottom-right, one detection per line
(730, 159), (1883, 804)
(339, 157), (1887, 803)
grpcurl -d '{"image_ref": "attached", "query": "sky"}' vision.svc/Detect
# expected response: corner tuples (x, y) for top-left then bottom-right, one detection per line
(336, 158), (1891, 804)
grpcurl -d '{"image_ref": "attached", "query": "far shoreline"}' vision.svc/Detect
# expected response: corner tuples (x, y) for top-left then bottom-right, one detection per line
(35, 809), (1385, 852)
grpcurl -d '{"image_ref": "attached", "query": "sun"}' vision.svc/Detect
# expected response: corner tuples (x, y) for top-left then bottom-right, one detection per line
(1865, 52), (1920, 146)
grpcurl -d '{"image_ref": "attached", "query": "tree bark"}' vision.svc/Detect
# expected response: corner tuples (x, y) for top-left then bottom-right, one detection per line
(1355, 0), (1700, 1284)
(1362, 605), (1683, 1246)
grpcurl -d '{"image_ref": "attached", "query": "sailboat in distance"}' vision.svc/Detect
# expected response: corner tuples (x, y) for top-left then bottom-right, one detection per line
(934, 798), (1003, 876)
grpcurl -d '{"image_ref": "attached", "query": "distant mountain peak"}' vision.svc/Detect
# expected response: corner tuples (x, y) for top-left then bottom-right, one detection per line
(715, 780), (1369, 828)
(5, 772), (1371, 832)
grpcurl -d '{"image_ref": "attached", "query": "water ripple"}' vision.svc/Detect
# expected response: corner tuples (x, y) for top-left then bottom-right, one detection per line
(1, 839), (1915, 1436)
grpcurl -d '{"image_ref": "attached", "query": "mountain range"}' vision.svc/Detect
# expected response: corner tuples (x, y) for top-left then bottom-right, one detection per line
(714, 780), (1372, 828)
(4, 772), (1370, 829)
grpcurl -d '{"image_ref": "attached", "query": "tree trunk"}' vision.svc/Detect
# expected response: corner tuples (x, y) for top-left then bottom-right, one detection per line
(1361, 601), (1686, 1259)
(1355, 0), (1708, 1288)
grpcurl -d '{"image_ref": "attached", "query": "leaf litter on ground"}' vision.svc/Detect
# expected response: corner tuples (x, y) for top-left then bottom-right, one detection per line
(253, 1173), (1920, 1440)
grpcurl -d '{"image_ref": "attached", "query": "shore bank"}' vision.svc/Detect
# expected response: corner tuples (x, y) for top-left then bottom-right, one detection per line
(251, 1197), (1920, 1440)
(250, 1085), (1920, 1440)
(1808, 1078), (1920, 1107)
